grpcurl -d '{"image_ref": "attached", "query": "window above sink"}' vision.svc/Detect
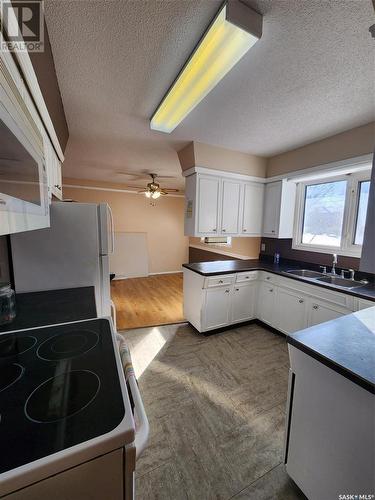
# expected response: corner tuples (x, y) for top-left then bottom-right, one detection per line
(293, 167), (371, 258)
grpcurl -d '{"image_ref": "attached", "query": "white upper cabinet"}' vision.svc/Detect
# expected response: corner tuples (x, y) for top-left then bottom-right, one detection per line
(184, 172), (264, 237)
(197, 175), (221, 234)
(262, 180), (296, 238)
(241, 182), (264, 236)
(221, 179), (241, 235)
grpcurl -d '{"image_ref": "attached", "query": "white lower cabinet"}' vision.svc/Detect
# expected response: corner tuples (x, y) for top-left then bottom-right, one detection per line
(257, 282), (276, 325)
(231, 282), (256, 323)
(203, 286), (232, 330)
(274, 288), (307, 333)
(307, 300), (348, 327)
(183, 268), (369, 334)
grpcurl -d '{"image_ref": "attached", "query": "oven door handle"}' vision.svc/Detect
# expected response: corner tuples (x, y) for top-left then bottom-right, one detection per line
(127, 375), (149, 459)
(116, 335), (149, 459)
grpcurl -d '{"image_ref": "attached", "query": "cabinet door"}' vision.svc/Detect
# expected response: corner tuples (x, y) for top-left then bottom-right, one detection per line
(197, 176), (221, 234)
(203, 286), (231, 330)
(308, 301), (348, 327)
(257, 282), (276, 326)
(221, 179), (241, 235)
(242, 183), (264, 235)
(274, 288), (307, 333)
(232, 282), (256, 323)
(262, 181), (282, 236)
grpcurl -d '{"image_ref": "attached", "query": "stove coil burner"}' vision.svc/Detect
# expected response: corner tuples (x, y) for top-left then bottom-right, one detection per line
(25, 370), (100, 423)
(0, 363), (25, 392)
(37, 330), (99, 361)
(0, 335), (37, 357)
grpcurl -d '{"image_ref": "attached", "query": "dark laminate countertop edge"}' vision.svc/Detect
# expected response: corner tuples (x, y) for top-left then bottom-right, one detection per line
(287, 336), (375, 394)
(182, 262), (375, 302)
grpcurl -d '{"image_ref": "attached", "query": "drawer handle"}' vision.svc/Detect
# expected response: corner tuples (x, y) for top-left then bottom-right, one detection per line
(218, 280), (223, 284)
(235, 288), (239, 291)
(266, 277), (271, 280)
(243, 228), (247, 232)
(212, 228), (217, 232)
(269, 289), (274, 292)
(313, 305), (319, 309)
(222, 229), (226, 232)
(225, 289), (230, 293)
(245, 276), (249, 279)
(299, 299), (304, 303)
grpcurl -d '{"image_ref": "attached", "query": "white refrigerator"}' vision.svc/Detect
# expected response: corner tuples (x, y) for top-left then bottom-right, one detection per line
(10, 202), (115, 317)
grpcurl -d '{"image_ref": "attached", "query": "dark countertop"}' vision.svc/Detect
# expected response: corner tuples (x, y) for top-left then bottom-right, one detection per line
(0, 287), (97, 332)
(182, 260), (375, 302)
(287, 307), (375, 394)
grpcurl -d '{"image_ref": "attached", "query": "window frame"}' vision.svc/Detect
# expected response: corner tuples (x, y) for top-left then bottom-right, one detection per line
(292, 171), (371, 257)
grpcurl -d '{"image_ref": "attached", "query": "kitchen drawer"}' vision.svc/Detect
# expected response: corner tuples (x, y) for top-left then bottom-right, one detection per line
(236, 271), (258, 282)
(259, 271), (279, 285)
(203, 274), (235, 288)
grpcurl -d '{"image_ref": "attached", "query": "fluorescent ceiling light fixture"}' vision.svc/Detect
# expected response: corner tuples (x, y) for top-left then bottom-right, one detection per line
(150, 0), (262, 134)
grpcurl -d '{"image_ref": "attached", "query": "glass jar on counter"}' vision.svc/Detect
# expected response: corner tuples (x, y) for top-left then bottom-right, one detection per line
(0, 283), (16, 325)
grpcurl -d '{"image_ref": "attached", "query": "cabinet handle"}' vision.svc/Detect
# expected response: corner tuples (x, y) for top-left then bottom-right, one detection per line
(299, 299), (304, 303)
(235, 288), (239, 291)
(266, 277), (271, 280)
(313, 305), (318, 309)
(245, 276), (249, 279)
(212, 228), (217, 232)
(269, 289), (274, 292)
(218, 280), (223, 284)
(271, 230), (275, 233)
(222, 229), (226, 232)
(225, 289), (230, 293)
(54, 184), (61, 190)
(243, 228), (247, 232)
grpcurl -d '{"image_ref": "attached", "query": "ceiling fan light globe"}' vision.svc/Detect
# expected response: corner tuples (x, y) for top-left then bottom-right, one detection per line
(145, 191), (151, 198)
(152, 191), (161, 199)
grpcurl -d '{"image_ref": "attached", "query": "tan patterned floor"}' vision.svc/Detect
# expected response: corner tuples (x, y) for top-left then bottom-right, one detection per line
(121, 322), (306, 500)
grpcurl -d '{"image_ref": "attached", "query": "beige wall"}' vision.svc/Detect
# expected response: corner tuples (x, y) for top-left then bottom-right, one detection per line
(266, 122), (374, 177)
(178, 141), (267, 177)
(189, 236), (260, 260)
(63, 178), (188, 274)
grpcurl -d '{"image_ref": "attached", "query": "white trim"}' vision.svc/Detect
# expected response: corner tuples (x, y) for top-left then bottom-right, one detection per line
(182, 166), (266, 183)
(148, 270), (183, 275)
(267, 154), (373, 183)
(292, 170), (371, 257)
(181, 154), (373, 185)
(112, 270), (182, 280)
(189, 243), (254, 260)
(63, 183), (184, 197)
(0, 1), (65, 163)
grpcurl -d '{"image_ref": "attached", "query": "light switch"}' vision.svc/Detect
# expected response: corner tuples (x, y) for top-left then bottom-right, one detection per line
(261, 243), (266, 251)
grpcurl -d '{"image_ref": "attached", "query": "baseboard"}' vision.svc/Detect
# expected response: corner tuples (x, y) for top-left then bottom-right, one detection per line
(148, 270), (182, 275)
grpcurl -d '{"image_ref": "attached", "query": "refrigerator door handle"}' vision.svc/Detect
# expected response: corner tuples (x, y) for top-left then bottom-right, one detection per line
(108, 204), (115, 255)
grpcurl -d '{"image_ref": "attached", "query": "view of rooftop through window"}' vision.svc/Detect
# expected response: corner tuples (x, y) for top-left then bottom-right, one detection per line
(302, 180), (347, 247)
(354, 180), (370, 245)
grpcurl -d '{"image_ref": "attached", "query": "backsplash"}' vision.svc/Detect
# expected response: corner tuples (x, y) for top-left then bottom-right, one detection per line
(260, 238), (361, 270)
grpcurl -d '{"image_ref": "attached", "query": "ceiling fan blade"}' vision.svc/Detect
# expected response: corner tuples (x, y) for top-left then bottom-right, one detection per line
(137, 189), (147, 193)
(162, 188), (179, 192)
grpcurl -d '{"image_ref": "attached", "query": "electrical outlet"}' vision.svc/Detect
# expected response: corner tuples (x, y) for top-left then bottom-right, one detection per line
(261, 243), (266, 252)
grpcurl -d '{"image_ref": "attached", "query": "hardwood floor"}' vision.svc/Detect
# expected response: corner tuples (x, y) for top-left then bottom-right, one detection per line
(121, 322), (307, 500)
(111, 273), (184, 330)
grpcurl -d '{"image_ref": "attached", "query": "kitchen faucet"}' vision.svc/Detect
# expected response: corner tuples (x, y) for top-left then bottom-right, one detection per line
(331, 254), (337, 275)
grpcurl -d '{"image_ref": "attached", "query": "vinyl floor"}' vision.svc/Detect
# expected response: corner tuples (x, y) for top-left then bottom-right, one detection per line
(120, 322), (307, 500)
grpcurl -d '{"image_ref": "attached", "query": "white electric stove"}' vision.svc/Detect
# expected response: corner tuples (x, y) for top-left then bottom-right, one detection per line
(0, 317), (148, 499)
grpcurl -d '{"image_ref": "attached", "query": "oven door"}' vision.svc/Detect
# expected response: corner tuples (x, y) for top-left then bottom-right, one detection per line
(0, 56), (49, 236)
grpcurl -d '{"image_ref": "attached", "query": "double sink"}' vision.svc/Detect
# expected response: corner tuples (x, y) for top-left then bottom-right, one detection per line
(285, 269), (364, 289)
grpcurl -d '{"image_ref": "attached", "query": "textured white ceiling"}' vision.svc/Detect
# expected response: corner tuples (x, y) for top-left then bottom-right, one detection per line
(45, 0), (375, 189)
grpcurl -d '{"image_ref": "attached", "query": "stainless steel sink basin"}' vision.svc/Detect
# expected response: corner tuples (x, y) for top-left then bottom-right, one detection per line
(286, 269), (323, 278)
(315, 276), (363, 288)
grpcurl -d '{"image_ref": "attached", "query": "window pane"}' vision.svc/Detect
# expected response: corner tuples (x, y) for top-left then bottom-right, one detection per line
(354, 181), (370, 245)
(302, 180), (347, 247)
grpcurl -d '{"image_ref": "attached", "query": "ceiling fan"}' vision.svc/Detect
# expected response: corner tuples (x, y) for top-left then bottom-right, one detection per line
(134, 173), (179, 200)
